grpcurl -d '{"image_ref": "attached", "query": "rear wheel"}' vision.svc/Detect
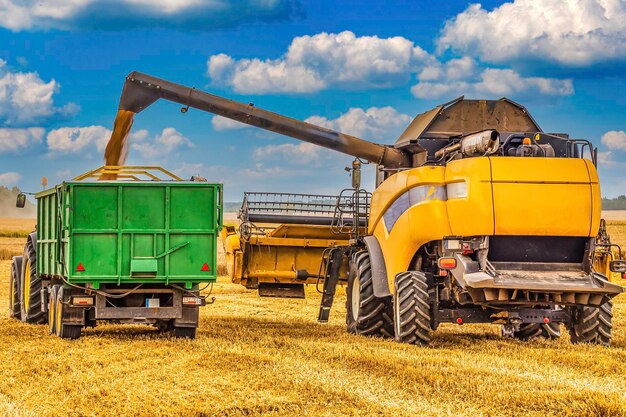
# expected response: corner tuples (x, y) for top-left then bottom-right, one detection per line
(9, 257), (22, 319)
(512, 322), (561, 340)
(345, 251), (394, 338)
(393, 271), (432, 345)
(55, 287), (81, 340)
(20, 239), (46, 324)
(568, 300), (613, 346)
(172, 327), (196, 339)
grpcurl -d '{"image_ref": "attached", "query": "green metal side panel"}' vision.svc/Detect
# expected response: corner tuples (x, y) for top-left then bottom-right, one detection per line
(36, 181), (222, 289)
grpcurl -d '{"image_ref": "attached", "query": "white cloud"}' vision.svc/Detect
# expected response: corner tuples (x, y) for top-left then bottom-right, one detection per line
(0, 172), (21, 186)
(131, 127), (194, 159)
(597, 151), (614, 165)
(207, 31), (434, 94)
(211, 115), (251, 131)
(304, 106), (411, 140)
(437, 0), (626, 66)
(0, 0), (302, 31)
(0, 127), (45, 153)
(254, 106), (411, 164)
(47, 125), (111, 154)
(411, 58), (574, 99)
(601, 130), (626, 151)
(0, 60), (77, 125)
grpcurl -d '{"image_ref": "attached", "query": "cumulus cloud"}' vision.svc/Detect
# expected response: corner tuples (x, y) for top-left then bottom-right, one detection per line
(0, 0), (303, 31)
(211, 115), (251, 131)
(411, 57), (574, 99)
(0, 127), (45, 153)
(207, 31), (434, 93)
(601, 130), (626, 151)
(437, 0), (626, 66)
(47, 125), (112, 154)
(131, 127), (194, 159)
(304, 106), (411, 140)
(0, 172), (21, 186)
(0, 59), (77, 125)
(254, 106), (411, 163)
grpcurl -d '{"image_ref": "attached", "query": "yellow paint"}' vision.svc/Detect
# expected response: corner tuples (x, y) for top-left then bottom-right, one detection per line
(369, 157), (601, 292)
(48, 291), (55, 333)
(56, 294), (62, 334)
(23, 260), (30, 313)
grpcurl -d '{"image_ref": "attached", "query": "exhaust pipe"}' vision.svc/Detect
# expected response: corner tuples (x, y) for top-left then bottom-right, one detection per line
(435, 130), (500, 159)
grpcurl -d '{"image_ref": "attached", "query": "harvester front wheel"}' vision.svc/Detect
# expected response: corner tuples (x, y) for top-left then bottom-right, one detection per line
(393, 271), (432, 346)
(568, 300), (613, 346)
(55, 287), (81, 340)
(511, 322), (561, 341)
(19, 239), (46, 324)
(346, 251), (394, 338)
(9, 256), (22, 319)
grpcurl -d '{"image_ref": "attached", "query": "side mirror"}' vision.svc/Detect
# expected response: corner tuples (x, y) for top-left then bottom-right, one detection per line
(609, 260), (626, 273)
(16, 193), (26, 208)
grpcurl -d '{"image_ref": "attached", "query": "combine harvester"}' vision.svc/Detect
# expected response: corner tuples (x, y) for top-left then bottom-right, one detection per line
(9, 166), (222, 339)
(112, 72), (625, 346)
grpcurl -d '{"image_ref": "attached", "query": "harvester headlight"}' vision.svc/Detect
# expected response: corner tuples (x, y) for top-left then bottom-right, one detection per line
(446, 181), (467, 199)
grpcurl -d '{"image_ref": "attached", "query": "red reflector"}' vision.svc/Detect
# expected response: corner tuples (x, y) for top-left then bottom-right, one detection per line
(201, 263), (210, 272)
(76, 263), (85, 272)
(456, 317), (463, 324)
(437, 257), (457, 270)
(543, 317), (550, 323)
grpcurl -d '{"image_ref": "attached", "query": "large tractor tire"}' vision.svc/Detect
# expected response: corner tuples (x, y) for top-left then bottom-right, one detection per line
(512, 322), (561, 341)
(19, 239), (46, 324)
(55, 287), (81, 340)
(568, 300), (613, 346)
(393, 271), (432, 346)
(9, 256), (22, 319)
(345, 251), (394, 338)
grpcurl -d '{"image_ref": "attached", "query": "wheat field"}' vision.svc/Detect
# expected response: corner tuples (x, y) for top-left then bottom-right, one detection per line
(0, 222), (625, 416)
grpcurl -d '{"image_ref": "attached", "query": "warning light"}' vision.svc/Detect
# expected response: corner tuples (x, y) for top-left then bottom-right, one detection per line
(76, 263), (85, 272)
(543, 317), (550, 324)
(201, 263), (210, 272)
(456, 317), (463, 324)
(437, 257), (457, 270)
(522, 137), (532, 145)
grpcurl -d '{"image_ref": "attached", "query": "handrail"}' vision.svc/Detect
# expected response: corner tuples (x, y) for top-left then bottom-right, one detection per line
(72, 166), (183, 181)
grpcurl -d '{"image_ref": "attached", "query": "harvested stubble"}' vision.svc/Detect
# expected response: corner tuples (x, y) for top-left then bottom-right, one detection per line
(0, 228), (624, 416)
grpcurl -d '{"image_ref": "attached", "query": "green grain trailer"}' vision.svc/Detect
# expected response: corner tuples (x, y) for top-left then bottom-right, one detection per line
(9, 166), (222, 339)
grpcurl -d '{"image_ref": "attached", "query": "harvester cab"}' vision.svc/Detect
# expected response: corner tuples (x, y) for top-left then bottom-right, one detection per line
(113, 72), (625, 346)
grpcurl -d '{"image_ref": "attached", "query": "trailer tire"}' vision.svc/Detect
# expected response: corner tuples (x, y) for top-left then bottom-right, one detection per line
(346, 251), (394, 338)
(20, 239), (46, 324)
(55, 288), (81, 340)
(568, 300), (613, 346)
(10, 256), (22, 319)
(512, 322), (561, 340)
(172, 327), (196, 339)
(393, 271), (432, 346)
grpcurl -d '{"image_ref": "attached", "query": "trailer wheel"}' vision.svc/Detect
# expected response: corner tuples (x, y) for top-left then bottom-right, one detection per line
(393, 271), (432, 346)
(48, 285), (59, 334)
(568, 300), (613, 346)
(346, 251), (394, 338)
(512, 322), (561, 340)
(20, 239), (46, 324)
(9, 256), (22, 319)
(55, 288), (81, 340)
(172, 327), (196, 339)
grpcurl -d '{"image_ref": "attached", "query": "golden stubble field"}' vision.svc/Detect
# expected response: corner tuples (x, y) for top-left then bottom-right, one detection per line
(0, 220), (625, 416)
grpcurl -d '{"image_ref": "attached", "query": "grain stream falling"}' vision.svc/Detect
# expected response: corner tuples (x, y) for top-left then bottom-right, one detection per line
(101, 109), (135, 180)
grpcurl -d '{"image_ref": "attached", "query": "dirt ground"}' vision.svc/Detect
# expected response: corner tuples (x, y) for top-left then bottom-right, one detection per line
(0, 223), (625, 416)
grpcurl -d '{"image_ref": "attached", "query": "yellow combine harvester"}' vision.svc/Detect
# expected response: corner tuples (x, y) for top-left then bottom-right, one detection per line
(115, 72), (625, 346)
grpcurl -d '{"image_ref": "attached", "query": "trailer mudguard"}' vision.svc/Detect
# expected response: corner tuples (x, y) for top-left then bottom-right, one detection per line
(363, 235), (391, 297)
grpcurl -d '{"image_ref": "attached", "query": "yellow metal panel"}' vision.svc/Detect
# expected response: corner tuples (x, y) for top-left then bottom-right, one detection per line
(368, 170), (408, 235)
(445, 158), (494, 236)
(490, 158), (593, 236)
(586, 159), (602, 236)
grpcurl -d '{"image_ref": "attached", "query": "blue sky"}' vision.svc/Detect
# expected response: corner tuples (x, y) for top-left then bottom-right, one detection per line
(0, 0), (625, 201)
